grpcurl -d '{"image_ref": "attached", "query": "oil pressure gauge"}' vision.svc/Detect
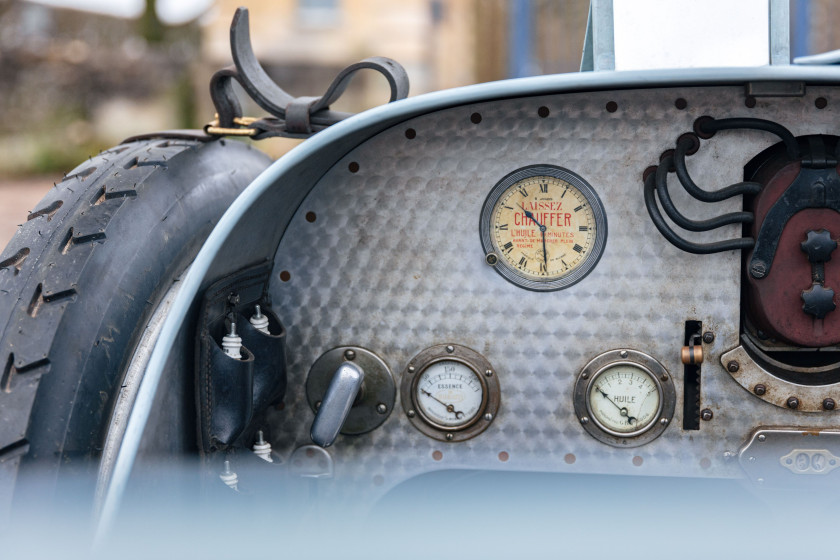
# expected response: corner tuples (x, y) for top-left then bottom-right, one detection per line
(480, 165), (607, 291)
(401, 344), (500, 442)
(573, 349), (675, 447)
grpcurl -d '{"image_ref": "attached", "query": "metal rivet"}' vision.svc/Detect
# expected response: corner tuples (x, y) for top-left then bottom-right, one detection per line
(408, 365), (415, 373)
(446, 345), (454, 353)
(754, 384), (766, 396)
(701, 408), (713, 421)
(376, 403), (387, 414)
(485, 369), (493, 377)
(660, 418), (669, 426)
(702, 332), (715, 344)
(823, 398), (836, 411)
(484, 413), (493, 422)
(445, 433), (454, 441)
(727, 361), (740, 373)
(619, 350), (628, 358)
(660, 374), (668, 382)
(580, 416), (589, 425)
(787, 396), (800, 409)
(758, 434), (766, 442)
(344, 349), (356, 361)
(581, 372), (589, 380)
(407, 409), (416, 418)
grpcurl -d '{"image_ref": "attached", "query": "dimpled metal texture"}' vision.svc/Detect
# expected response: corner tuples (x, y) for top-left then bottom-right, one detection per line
(267, 86), (840, 496)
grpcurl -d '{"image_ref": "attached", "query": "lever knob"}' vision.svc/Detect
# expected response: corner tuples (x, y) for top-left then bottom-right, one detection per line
(310, 362), (364, 447)
(802, 283), (836, 319)
(801, 229), (837, 263)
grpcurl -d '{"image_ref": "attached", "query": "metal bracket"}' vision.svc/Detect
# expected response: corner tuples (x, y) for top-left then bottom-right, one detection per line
(208, 7), (409, 139)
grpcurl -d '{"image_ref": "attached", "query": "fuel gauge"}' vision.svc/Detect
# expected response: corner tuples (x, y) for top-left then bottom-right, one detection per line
(402, 344), (501, 442)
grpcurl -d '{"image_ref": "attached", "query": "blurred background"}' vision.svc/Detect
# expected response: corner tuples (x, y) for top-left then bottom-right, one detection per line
(0, 0), (838, 246)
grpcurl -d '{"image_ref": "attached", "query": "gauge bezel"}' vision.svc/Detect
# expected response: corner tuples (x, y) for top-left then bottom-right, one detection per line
(573, 349), (675, 447)
(401, 344), (501, 442)
(479, 164), (608, 292)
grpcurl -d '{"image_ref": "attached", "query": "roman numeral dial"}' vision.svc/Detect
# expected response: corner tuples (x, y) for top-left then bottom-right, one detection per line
(480, 165), (607, 291)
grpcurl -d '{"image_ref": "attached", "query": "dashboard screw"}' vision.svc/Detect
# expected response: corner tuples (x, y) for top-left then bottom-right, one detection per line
(485, 369), (493, 377)
(702, 332), (715, 344)
(314, 400), (321, 411)
(701, 408), (713, 421)
(446, 345), (454, 353)
(485, 253), (498, 266)
(344, 349), (356, 361)
(408, 365), (415, 373)
(445, 433), (454, 441)
(787, 396), (800, 409)
(660, 418), (669, 425)
(727, 361), (740, 373)
(484, 413), (493, 422)
(407, 409), (416, 418)
(619, 350), (628, 358)
(376, 403), (387, 414)
(580, 416), (589, 425)
(758, 434), (766, 442)
(754, 384), (766, 395)
(824, 398), (836, 411)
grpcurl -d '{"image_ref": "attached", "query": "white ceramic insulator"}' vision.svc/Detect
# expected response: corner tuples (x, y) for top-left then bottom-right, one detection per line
(222, 323), (243, 359)
(219, 460), (239, 490)
(252, 441), (273, 463)
(250, 305), (270, 335)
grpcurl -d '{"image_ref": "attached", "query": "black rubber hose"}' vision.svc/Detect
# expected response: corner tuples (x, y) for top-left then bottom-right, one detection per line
(674, 136), (762, 202)
(696, 117), (799, 160)
(644, 171), (755, 254)
(655, 155), (754, 232)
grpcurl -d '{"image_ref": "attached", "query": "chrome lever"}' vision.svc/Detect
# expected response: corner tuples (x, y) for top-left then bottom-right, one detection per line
(310, 362), (364, 447)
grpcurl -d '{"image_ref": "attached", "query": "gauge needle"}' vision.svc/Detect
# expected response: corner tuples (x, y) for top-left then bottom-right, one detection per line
(596, 387), (637, 425)
(517, 204), (547, 232)
(541, 229), (548, 268)
(421, 389), (464, 419)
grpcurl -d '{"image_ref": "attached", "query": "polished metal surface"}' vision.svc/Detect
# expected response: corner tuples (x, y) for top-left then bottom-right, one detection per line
(265, 83), (840, 496)
(739, 428), (840, 486)
(310, 362), (364, 447)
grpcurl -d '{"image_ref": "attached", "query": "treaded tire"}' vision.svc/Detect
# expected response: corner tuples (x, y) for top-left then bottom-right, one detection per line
(0, 137), (271, 513)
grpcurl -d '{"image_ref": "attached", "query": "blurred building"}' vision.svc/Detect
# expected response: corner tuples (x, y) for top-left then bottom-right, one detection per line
(200, 0), (589, 116)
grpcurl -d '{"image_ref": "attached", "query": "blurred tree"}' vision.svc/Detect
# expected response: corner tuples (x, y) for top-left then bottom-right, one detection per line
(140, 0), (164, 44)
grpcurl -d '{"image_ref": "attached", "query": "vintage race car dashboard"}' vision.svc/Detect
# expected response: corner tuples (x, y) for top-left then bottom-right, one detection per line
(234, 83), (840, 496)
(84, 69), (840, 552)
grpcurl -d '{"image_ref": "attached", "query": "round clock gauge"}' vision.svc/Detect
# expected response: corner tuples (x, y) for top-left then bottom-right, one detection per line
(479, 165), (607, 291)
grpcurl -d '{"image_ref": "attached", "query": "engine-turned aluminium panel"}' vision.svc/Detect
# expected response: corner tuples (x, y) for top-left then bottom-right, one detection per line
(266, 85), (840, 493)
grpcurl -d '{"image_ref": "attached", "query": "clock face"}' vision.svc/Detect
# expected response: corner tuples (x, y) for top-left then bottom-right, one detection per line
(480, 166), (607, 291)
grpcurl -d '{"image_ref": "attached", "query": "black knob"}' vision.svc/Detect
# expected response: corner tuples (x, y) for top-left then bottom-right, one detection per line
(801, 229), (837, 263)
(802, 283), (836, 319)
